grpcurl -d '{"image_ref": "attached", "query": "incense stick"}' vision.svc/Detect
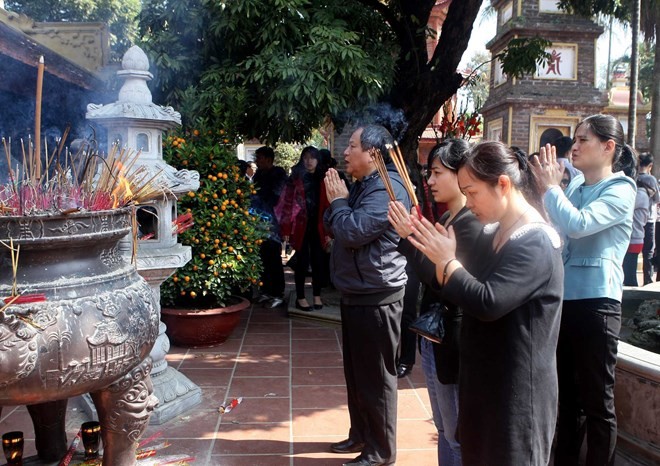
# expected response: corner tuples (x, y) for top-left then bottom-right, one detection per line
(369, 148), (396, 201)
(34, 56), (44, 180)
(386, 143), (422, 218)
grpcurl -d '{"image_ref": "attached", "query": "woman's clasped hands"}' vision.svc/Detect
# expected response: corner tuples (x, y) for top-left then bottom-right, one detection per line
(388, 201), (459, 283)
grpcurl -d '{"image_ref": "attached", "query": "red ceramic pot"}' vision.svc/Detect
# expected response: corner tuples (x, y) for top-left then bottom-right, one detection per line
(161, 296), (250, 348)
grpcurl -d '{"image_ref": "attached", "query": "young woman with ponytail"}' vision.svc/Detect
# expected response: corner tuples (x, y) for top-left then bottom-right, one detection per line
(388, 138), (481, 466)
(536, 114), (637, 466)
(406, 141), (564, 465)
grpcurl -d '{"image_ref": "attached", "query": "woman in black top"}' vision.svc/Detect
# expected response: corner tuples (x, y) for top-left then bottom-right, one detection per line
(388, 139), (480, 466)
(407, 142), (564, 465)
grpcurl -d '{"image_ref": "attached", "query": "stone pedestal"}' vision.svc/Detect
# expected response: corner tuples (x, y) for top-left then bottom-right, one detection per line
(87, 45), (202, 426)
(137, 246), (202, 425)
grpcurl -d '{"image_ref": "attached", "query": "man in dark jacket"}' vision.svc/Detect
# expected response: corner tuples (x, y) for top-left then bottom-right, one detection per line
(252, 146), (287, 308)
(324, 125), (411, 466)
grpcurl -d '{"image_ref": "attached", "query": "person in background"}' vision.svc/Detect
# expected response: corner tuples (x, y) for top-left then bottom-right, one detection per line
(555, 136), (582, 192)
(246, 161), (257, 182)
(560, 162), (581, 191)
(407, 141), (563, 466)
(554, 135), (575, 162)
(637, 153), (659, 285)
(318, 149), (345, 288)
(396, 257), (420, 379)
(537, 114), (637, 466)
(324, 124), (411, 466)
(276, 146), (330, 311)
(252, 146), (288, 309)
(622, 163), (645, 286)
(388, 138), (480, 465)
(321, 148), (350, 187)
(237, 159), (249, 177)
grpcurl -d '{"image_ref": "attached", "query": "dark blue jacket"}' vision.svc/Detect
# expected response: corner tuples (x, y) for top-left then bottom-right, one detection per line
(324, 167), (411, 300)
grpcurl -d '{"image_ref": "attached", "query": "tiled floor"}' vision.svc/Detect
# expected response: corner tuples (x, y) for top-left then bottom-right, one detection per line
(0, 298), (438, 465)
(156, 303), (438, 465)
(1, 272), (654, 465)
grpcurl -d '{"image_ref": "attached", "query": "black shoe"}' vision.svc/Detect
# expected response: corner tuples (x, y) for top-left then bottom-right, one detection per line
(342, 456), (393, 466)
(330, 438), (365, 454)
(396, 363), (413, 378)
(295, 300), (313, 312)
(313, 303), (323, 310)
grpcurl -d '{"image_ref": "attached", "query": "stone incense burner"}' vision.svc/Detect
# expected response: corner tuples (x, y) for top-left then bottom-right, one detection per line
(0, 208), (159, 465)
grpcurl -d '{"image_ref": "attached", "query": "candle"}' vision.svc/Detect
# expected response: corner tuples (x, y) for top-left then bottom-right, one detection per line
(80, 421), (101, 460)
(2, 431), (24, 465)
(34, 55), (44, 181)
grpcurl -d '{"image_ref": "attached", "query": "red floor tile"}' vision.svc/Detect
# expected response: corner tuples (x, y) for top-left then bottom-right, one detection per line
(292, 367), (346, 386)
(243, 332), (292, 346)
(248, 311), (289, 323)
(291, 351), (343, 368)
(247, 322), (291, 334)
(397, 392), (433, 421)
(291, 385), (347, 410)
(233, 360), (290, 377)
(291, 327), (339, 340)
(177, 351), (239, 369)
(173, 337), (243, 353)
(145, 407), (221, 439)
(396, 418), (439, 449)
(213, 422), (292, 454)
(200, 386), (230, 406)
(292, 409), (350, 437)
(211, 454), (293, 465)
(178, 367), (233, 387)
(291, 437), (357, 465)
(228, 376), (290, 398)
(239, 345), (291, 362)
(291, 339), (340, 353)
(221, 396), (290, 424)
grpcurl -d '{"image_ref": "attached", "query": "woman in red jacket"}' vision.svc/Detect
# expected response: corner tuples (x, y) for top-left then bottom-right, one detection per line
(276, 146), (331, 311)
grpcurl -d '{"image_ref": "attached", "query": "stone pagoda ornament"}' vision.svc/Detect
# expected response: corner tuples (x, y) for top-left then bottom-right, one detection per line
(87, 45), (201, 424)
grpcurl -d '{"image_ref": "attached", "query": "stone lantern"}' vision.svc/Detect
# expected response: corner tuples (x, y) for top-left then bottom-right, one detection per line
(86, 45), (201, 424)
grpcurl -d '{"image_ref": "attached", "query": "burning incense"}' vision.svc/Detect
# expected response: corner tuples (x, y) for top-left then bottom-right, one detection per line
(1, 137), (167, 216)
(34, 56), (44, 180)
(369, 148), (396, 201)
(386, 143), (422, 218)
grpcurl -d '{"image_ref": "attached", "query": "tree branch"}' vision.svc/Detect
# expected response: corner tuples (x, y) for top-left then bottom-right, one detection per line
(429, 0), (484, 73)
(355, 0), (406, 42)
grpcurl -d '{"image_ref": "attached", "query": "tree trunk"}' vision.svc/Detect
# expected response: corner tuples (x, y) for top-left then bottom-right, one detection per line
(652, 37), (660, 177)
(391, 0), (484, 163)
(628, 0), (641, 147)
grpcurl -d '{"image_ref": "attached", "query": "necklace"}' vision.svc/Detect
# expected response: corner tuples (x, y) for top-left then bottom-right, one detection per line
(494, 206), (531, 251)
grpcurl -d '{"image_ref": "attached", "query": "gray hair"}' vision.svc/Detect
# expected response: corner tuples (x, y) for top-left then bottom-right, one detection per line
(359, 125), (395, 164)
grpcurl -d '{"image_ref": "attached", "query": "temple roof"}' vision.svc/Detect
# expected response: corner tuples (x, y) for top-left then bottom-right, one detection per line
(0, 17), (105, 91)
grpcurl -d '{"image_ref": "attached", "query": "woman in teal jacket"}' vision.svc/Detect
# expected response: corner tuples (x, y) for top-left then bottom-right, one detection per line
(536, 114), (637, 466)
